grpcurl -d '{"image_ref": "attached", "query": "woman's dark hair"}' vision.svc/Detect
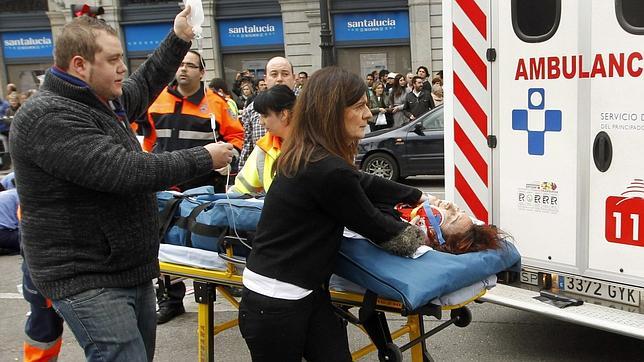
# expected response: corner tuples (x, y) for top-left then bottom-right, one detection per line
(416, 66), (429, 75)
(208, 78), (230, 95)
(252, 84), (296, 115)
(277, 67), (368, 177)
(391, 74), (406, 99)
(428, 224), (504, 254)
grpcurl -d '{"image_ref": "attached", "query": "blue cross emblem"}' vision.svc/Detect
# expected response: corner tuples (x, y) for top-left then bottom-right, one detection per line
(512, 88), (562, 156)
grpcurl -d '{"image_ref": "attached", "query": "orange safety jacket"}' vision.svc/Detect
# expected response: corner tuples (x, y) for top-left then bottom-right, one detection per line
(145, 82), (244, 152)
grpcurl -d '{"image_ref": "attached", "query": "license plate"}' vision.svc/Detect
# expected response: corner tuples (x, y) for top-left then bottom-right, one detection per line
(520, 270), (540, 286)
(560, 276), (641, 307)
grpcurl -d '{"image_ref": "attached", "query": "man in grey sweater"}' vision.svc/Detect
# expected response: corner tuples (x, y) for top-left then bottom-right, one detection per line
(9, 7), (232, 362)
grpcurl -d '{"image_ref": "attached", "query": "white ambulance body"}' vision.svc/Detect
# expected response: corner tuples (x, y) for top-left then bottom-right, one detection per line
(442, 0), (644, 338)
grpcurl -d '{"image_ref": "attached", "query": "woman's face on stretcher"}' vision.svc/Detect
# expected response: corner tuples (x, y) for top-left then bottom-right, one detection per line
(435, 200), (474, 237)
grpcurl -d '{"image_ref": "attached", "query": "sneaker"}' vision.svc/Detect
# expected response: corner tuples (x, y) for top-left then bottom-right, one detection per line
(156, 305), (185, 325)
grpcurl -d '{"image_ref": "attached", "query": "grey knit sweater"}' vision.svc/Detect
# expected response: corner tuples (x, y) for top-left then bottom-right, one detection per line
(9, 32), (214, 300)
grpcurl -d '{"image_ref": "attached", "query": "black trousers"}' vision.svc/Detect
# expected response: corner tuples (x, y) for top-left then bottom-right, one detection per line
(156, 278), (186, 310)
(0, 228), (19, 254)
(238, 287), (351, 362)
(22, 261), (64, 342)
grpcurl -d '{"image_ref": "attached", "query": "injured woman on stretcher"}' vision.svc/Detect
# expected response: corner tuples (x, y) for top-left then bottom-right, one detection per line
(363, 193), (507, 256)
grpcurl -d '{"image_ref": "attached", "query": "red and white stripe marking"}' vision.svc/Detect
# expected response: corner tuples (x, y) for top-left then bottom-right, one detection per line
(450, 0), (491, 223)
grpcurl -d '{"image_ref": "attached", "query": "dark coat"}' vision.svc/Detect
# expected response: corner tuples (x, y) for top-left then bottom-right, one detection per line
(9, 32), (214, 300)
(403, 90), (435, 119)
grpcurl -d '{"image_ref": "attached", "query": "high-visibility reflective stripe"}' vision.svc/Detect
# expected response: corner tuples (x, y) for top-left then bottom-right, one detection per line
(235, 174), (264, 195)
(24, 335), (60, 351)
(155, 129), (214, 141)
(179, 130), (214, 140)
(256, 149), (266, 186)
(156, 129), (172, 138)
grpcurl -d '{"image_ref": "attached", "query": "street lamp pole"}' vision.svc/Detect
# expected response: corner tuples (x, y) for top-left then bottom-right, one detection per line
(319, 0), (334, 67)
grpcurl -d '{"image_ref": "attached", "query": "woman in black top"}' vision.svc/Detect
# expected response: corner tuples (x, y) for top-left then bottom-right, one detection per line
(238, 67), (427, 361)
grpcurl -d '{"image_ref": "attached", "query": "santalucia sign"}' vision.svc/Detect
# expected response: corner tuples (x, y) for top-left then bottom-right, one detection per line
(333, 11), (410, 42)
(347, 18), (397, 29)
(3, 36), (52, 48)
(1, 30), (53, 59)
(228, 24), (276, 35)
(218, 17), (284, 47)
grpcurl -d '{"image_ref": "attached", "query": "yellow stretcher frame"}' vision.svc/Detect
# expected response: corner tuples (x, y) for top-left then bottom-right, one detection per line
(159, 260), (480, 362)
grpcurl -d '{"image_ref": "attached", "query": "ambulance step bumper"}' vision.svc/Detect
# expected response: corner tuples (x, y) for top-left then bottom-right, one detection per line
(480, 284), (644, 340)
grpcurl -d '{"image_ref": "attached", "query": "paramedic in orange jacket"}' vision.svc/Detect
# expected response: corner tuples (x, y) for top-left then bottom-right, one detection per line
(145, 50), (244, 191)
(147, 50), (244, 324)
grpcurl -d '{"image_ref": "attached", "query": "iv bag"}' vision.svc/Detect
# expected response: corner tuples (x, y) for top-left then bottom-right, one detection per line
(183, 0), (204, 39)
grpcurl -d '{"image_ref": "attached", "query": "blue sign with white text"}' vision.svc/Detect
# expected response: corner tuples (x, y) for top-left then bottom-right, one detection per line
(218, 17), (284, 48)
(333, 11), (410, 42)
(124, 23), (172, 52)
(2, 31), (53, 59)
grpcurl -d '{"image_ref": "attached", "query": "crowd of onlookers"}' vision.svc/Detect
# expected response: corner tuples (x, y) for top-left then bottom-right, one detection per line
(0, 83), (38, 153)
(0, 83), (38, 119)
(0, 65), (441, 135)
(199, 64), (442, 135)
(364, 66), (443, 132)
(208, 69), (307, 116)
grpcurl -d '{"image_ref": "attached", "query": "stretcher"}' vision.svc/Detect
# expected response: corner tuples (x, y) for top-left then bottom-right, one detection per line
(156, 192), (520, 361)
(158, 236), (519, 361)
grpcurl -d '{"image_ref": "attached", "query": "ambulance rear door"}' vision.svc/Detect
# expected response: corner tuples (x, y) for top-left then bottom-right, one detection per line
(586, 0), (644, 289)
(492, 0), (581, 271)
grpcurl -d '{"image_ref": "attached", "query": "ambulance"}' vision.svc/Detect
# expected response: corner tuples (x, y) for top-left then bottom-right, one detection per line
(441, 0), (644, 338)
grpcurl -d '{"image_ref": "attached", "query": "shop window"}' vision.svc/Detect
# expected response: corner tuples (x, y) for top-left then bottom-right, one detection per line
(616, 0), (644, 35)
(511, 0), (561, 43)
(0, 0), (47, 12)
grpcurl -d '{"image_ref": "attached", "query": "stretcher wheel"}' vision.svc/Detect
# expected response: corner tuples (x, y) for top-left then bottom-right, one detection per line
(377, 342), (403, 362)
(451, 307), (472, 328)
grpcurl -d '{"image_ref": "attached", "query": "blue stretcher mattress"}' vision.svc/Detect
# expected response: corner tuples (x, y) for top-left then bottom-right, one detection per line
(335, 237), (520, 311)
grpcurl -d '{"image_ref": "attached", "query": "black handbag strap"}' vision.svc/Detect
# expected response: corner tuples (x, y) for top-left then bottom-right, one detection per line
(158, 192), (213, 244)
(182, 201), (217, 248)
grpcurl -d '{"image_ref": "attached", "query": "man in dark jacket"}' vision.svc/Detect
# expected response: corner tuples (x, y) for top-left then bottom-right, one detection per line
(403, 76), (436, 120)
(9, 8), (233, 362)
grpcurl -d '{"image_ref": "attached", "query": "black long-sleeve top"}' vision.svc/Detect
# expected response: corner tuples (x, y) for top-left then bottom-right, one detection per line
(246, 154), (423, 290)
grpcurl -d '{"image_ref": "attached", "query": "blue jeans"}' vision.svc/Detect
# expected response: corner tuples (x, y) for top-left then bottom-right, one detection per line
(52, 282), (157, 362)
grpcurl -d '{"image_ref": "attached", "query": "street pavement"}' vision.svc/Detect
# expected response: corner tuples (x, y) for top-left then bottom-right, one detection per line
(1, 177), (643, 361)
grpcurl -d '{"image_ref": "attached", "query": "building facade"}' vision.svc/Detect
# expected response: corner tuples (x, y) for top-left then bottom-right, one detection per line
(0, 0), (443, 98)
